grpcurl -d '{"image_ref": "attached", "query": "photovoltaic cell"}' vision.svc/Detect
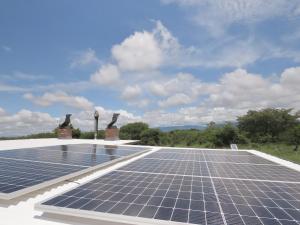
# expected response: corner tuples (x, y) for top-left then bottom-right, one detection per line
(41, 171), (224, 225)
(38, 148), (300, 225)
(0, 158), (84, 194)
(213, 178), (300, 224)
(0, 144), (149, 199)
(146, 150), (276, 165)
(118, 158), (300, 182)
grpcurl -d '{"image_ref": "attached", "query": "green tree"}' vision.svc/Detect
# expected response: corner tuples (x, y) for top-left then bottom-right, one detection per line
(238, 108), (299, 142)
(119, 122), (149, 140)
(286, 125), (300, 151)
(72, 128), (81, 138)
(140, 128), (162, 146)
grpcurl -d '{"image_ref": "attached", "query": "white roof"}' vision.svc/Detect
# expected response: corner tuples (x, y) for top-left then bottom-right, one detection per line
(0, 139), (299, 225)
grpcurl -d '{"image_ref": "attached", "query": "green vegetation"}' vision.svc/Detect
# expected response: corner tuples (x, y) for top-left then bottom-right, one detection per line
(119, 108), (300, 164)
(1, 108), (299, 164)
(239, 143), (300, 164)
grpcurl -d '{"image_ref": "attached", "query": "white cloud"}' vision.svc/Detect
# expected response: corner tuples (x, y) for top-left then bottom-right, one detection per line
(23, 91), (94, 110)
(70, 48), (101, 68)
(281, 67), (300, 88)
(158, 93), (193, 108)
(0, 109), (57, 137)
(162, 0), (300, 36)
(204, 67), (300, 111)
(121, 85), (142, 100)
(112, 30), (163, 72)
(0, 104), (145, 137)
(90, 64), (120, 85)
(148, 82), (169, 97)
(68, 106), (142, 131)
(0, 83), (28, 92)
(2, 66), (300, 136)
(148, 72), (207, 107)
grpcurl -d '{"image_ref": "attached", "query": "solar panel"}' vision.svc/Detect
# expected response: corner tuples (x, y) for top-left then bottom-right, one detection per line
(0, 144), (149, 199)
(37, 148), (300, 225)
(40, 171), (225, 224)
(146, 151), (277, 165)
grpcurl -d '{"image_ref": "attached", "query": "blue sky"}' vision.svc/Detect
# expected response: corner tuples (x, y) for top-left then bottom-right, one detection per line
(1, 0), (300, 136)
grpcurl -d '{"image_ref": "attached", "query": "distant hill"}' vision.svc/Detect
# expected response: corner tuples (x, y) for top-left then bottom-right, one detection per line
(157, 125), (207, 132)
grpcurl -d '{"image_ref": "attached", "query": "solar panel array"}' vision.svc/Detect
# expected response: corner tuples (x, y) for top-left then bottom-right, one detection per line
(0, 144), (148, 199)
(39, 148), (300, 225)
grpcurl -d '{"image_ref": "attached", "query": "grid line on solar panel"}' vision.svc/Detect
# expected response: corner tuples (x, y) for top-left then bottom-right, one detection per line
(39, 170), (300, 225)
(37, 148), (300, 225)
(117, 157), (300, 183)
(145, 151), (277, 165)
(213, 178), (300, 224)
(201, 150), (228, 225)
(0, 144), (149, 199)
(0, 158), (84, 193)
(0, 145), (148, 167)
(40, 171), (228, 225)
(157, 148), (253, 155)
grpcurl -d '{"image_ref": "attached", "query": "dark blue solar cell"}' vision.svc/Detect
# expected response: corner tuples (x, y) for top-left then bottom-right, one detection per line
(68, 198), (91, 209)
(94, 201), (116, 212)
(189, 210), (206, 225)
(171, 208), (189, 223)
(138, 205), (158, 218)
(122, 204), (143, 216)
(148, 196), (163, 206)
(241, 216), (263, 225)
(161, 198), (176, 208)
(134, 195), (150, 205)
(205, 201), (220, 213)
(251, 206), (274, 218)
(175, 198), (190, 209)
(267, 207), (293, 220)
(258, 218), (281, 225)
(55, 196), (80, 207)
(108, 202), (129, 214)
(121, 194), (138, 203)
(191, 200), (204, 211)
(236, 204), (257, 217)
(285, 208), (300, 221)
(224, 214), (245, 225)
(206, 212), (224, 225)
(81, 199), (102, 210)
(220, 203), (238, 215)
(154, 207), (172, 220)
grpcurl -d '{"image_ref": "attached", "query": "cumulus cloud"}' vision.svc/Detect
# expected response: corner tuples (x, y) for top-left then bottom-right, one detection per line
(72, 106), (142, 131)
(162, 0), (300, 36)
(0, 106), (143, 137)
(70, 48), (101, 68)
(112, 30), (163, 72)
(0, 109), (57, 137)
(23, 91), (94, 110)
(2, 66), (300, 136)
(158, 93), (193, 108)
(90, 64), (120, 85)
(210, 68), (300, 109)
(121, 85), (142, 100)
